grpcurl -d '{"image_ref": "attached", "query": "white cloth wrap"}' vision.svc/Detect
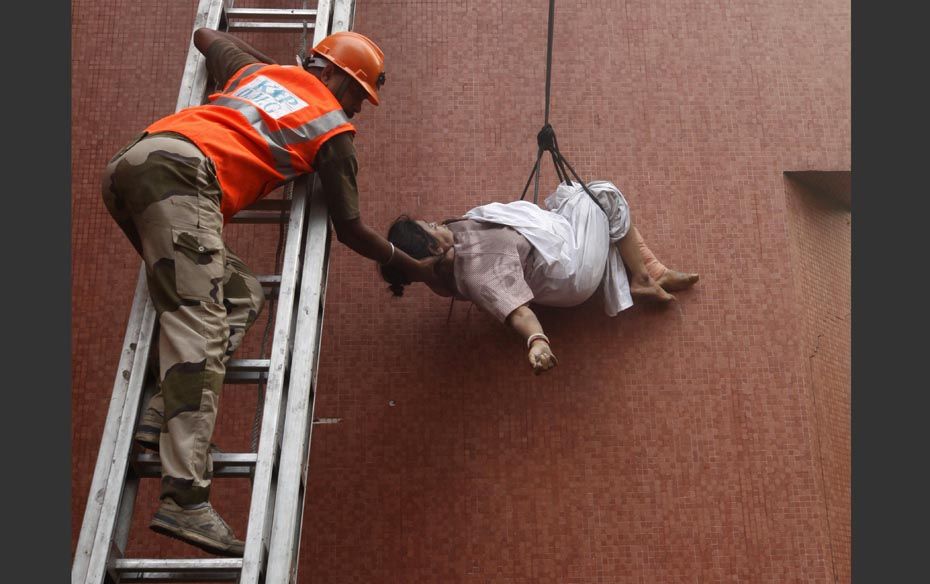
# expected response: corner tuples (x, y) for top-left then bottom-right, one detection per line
(463, 180), (633, 315)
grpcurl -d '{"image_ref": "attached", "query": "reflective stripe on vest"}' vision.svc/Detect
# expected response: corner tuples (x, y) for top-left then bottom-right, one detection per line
(211, 97), (350, 180)
(145, 65), (355, 218)
(224, 63), (264, 93)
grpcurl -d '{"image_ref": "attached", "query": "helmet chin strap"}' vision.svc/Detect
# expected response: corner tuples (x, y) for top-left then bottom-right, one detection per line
(301, 55), (329, 70)
(332, 74), (352, 101)
(302, 57), (353, 102)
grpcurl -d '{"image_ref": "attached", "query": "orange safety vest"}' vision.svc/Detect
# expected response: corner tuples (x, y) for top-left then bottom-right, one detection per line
(147, 63), (356, 219)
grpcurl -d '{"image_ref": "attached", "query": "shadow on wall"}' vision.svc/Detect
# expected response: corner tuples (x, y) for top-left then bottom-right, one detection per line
(784, 169), (851, 584)
(785, 170), (851, 209)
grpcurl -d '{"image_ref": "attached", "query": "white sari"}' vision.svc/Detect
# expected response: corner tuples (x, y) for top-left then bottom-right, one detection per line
(463, 180), (633, 316)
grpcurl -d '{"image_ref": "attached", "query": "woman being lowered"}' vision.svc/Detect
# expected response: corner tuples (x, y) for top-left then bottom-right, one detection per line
(379, 180), (699, 374)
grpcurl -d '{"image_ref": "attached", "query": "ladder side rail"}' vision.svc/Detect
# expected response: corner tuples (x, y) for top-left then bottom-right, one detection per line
(74, 2), (228, 582)
(176, 0), (229, 111)
(265, 5), (351, 581)
(83, 299), (158, 584)
(331, 0), (356, 34)
(288, 230), (330, 584)
(112, 463), (141, 552)
(265, 176), (332, 583)
(313, 0), (335, 44)
(108, 0), (229, 568)
(239, 181), (312, 584)
(242, 6), (339, 580)
(72, 267), (150, 584)
(114, 376), (161, 558)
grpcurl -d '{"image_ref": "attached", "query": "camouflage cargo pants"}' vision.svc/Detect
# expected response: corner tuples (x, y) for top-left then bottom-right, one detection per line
(102, 132), (265, 505)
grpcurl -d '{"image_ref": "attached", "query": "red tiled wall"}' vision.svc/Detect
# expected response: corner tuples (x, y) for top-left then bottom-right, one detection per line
(72, 1), (851, 582)
(786, 175), (851, 584)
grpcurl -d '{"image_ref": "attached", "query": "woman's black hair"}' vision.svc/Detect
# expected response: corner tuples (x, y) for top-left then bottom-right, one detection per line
(379, 215), (440, 297)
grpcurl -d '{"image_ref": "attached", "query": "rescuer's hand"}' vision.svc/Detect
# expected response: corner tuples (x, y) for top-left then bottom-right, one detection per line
(528, 340), (558, 374)
(413, 253), (446, 287)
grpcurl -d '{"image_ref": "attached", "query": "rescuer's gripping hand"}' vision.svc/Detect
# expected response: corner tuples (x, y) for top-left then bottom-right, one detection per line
(414, 253), (446, 287)
(528, 341), (558, 375)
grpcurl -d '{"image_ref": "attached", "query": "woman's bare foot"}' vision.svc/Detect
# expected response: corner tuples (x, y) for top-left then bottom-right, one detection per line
(656, 269), (699, 292)
(630, 274), (676, 303)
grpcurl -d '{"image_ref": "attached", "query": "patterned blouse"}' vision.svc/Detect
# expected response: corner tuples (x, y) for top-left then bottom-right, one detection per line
(446, 219), (537, 322)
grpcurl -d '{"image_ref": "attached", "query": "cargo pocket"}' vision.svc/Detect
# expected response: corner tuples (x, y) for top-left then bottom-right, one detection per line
(171, 228), (225, 303)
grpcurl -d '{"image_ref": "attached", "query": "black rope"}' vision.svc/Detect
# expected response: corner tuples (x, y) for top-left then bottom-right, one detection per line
(548, 130), (567, 180)
(519, 125), (608, 217)
(543, 0), (555, 127)
(446, 296), (455, 325)
(519, 147), (544, 202)
(517, 0), (609, 220)
(519, 0), (557, 204)
(536, 0), (557, 203)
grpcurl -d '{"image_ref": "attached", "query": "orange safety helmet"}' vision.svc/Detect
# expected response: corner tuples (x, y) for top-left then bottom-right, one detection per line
(309, 31), (385, 106)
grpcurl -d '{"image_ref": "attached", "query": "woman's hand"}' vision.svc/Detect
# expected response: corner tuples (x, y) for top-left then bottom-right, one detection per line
(528, 340), (558, 374)
(506, 304), (556, 374)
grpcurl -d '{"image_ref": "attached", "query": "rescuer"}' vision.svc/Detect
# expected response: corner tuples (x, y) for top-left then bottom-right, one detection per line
(101, 28), (434, 556)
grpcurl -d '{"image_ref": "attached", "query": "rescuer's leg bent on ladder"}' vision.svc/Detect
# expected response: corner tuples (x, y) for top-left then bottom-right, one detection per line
(102, 131), (250, 555)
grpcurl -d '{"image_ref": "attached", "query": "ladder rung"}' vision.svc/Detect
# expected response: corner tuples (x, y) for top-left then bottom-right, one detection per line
(229, 210), (291, 224)
(228, 358), (271, 372)
(225, 358), (271, 384)
(132, 453), (257, 478)
(228, 22), (316, 31)
(258, 275), (281, 300)
(226, 8), (317, 19)
(242, 198), (292, 212)
(229, 193), (290, 223)
(224, 372), (271, 384)
(112, 558), (241, 583)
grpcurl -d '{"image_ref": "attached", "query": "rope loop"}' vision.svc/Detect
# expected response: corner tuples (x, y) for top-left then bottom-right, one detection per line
(536, 124), (557, 153)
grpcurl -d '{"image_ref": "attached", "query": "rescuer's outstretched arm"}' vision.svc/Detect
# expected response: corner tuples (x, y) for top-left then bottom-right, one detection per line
(331, 217), (442, 286)
(193, 28), (277, 64)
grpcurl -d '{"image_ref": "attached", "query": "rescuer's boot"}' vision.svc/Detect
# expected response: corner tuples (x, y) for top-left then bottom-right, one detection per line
(150, 498), (244, 557)
(133, 402), (163, 451)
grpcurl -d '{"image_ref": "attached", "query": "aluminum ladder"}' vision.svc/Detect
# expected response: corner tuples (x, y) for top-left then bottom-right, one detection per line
(72, 0), (357, 582)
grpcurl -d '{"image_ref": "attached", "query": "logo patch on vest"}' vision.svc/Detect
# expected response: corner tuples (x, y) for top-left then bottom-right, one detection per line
(231, 75), (308, 120)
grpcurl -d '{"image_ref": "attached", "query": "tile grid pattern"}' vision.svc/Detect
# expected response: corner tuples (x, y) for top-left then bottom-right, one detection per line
(72, 1), (850, 581)
(786, 176), (851, 584)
